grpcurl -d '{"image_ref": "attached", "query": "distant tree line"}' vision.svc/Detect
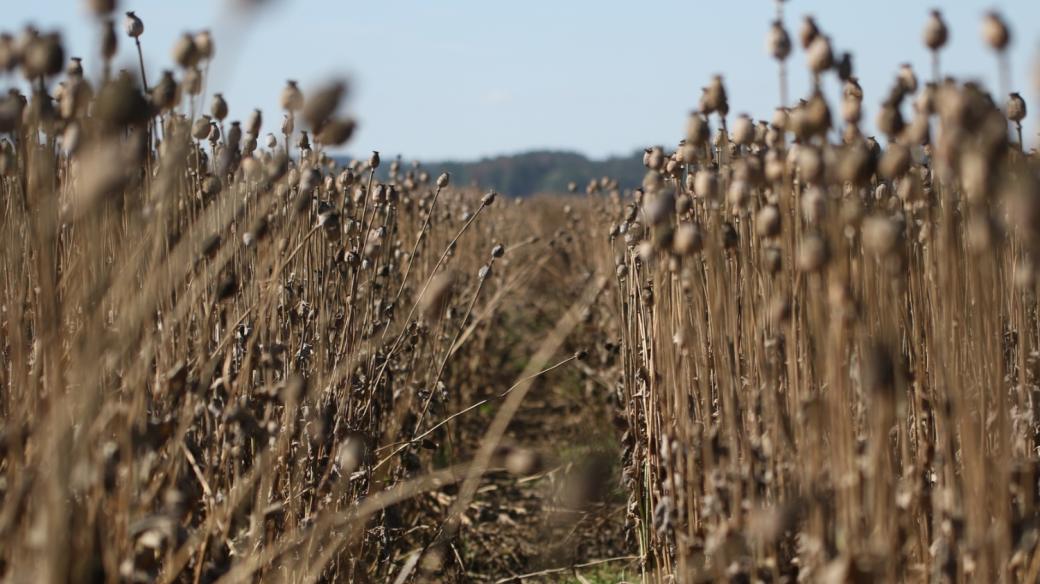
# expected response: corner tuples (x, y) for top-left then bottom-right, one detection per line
(337, 150), (645, 197)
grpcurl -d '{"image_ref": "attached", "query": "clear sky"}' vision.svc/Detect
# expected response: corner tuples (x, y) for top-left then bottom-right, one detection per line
(7, 1), (1040, 161)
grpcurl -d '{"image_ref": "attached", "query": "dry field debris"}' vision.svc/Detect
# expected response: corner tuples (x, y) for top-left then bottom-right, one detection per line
(1, 1), (1040, 582)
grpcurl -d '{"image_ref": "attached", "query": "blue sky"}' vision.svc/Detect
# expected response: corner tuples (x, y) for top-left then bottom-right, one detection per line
(8, 1), (1040, 160)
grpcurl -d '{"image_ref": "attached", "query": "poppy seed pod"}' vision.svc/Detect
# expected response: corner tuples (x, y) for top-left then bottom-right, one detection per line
(673, 222), (703, 256)
(296, 130), (310, 150)
(981, 12), (1010, 52)
(923, 10), (948, 51)
(1007, 93), (1026, 122)
(836, 52), (853, 81)
(368, 150), (380, 169)
(862, 215), (902, 256)
(265, 133), (277, 149)
(755, 204), (781, 238)
(66, 56), (83, 78)
(841, 95), (862, 125)
(876, 101), (905, 140)
(727, 179), (750, 212)
(686, 113), (710, 145)
(281, 113), (294, 136)
(806, 35), (834, 75)
(194, 29), (213, 60)
(246, 108), (262, 135)
(316, 117), (356, 146)
(437, 172), (450, 188)
(693, 169), (718, 200)
(151, 70), (178, 111)
(797, 234), (829, 272)
(767, 20), (791, 61)
(280, 80), (303, 112)
(481, 190), (497, 206)
(227, 121), (242, 149)
(87, 0), (116, 16)
(181, 66), (202, 96)
(171, 33), (199, 69)
(210, 93), (228, 121)
(0, 35), (16, 73)
(898, 63), (918, 94)
(191, 115), (211, 140)
(101, 19), (117, 60)
(124, 11), (144, 38)
(23, 32), (65, 79)
(302, 79), (346, 130)
(700, 75), (728, 116)
(799, 16), (819, 50)
(732, 113), (754, 146)
(879, 143), (911, 179)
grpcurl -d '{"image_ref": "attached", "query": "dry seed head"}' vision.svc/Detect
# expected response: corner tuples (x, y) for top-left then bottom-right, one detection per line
(171, 33), (199, 69)
(727, 179), (750, 213)
(281, 113), (294, 135)
(800, 185), (825, 223)
(879, 143), (911, 179)
(151, 71), (178, 112)
(836, 141), (873, 185)
(181, 66), (202, 95)
(0, 35), (17, 73)
(87, 0), (116, 16)
(124, 11), (144, 38)
(806, 35), (834, 74)
(194, 29), (213, 60)
(1007, 93), (1026, 122)
(316, 117), (356, 146)
(246, 108), (262, 135)
(700, 75), (728, 115)
(797, 234), (829, 272)
(732, 113), (754, 146)
(767, 20), (791, 61)
(66, 56), (83, 78)
(693, 169), (718, 200)
(265, 133), (277, 149)
(303, 79), (346, 130)
(101, 18), (118, 59)
(762, 245), (782, 274)
(876, 101), (905, 140)
(23, 32), (64, 79)
(686, 113), (709, 145)
(673, 223), (703, 256)
(799, 16), (819, 50)
(756, 204), (782, 238)
(981, 11), (1010, 52)
(210, 93), (228, 121)
(898, 63), (918, 94)
(836, 51), (853, 81)
(281, 80), (303, 111)
(645, 191), (675, 225)
(797, 145), (824, 183)
(841, 95), (862, 125)
(924, 9), (948, 51)
(481, 190), (497, 206)
(862, 215), (902, 256)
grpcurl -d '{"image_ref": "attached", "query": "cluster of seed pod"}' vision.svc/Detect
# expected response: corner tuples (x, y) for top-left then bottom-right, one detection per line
(0, 6), (616, 582)
(604, 7), (1040, 583)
